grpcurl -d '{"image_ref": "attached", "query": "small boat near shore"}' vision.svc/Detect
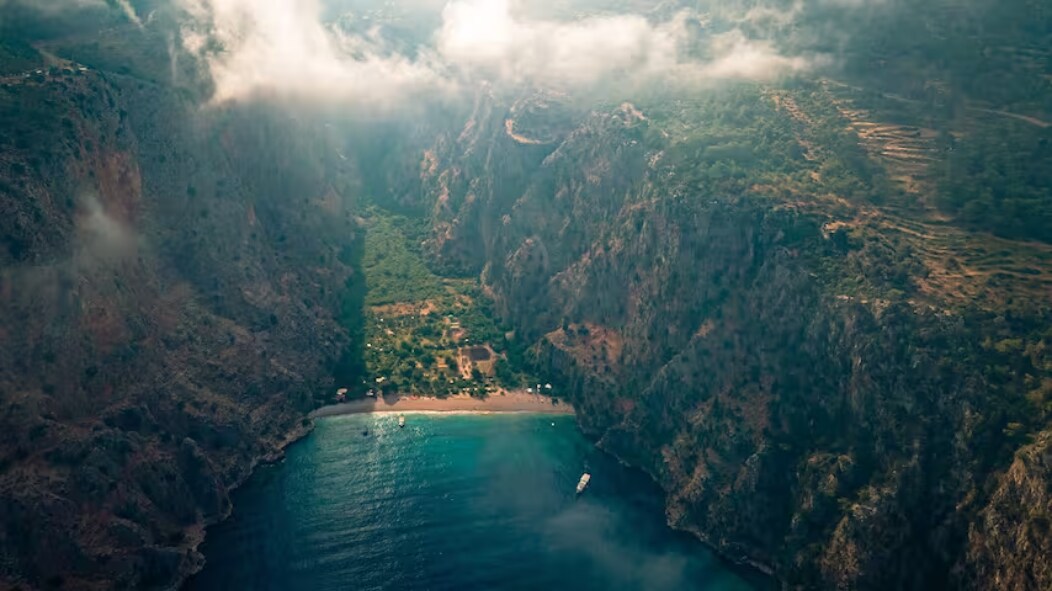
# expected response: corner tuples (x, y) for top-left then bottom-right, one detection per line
(576, 473), (591, 495)
(398, 414), (406, 428)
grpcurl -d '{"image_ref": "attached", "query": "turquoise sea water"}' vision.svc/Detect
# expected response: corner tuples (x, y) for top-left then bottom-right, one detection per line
(187, 414), (764, 591)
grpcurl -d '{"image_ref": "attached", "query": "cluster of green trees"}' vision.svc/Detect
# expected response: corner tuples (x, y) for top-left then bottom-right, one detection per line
(361, 210), (446, 305)
(820, 0), (1052, 243)
(0, 38), (42, 75)
(937, 124), (1052, 243)
(363, 311), (535, 398)
(646, 87), (805, 193)
(355, 208), (539, 398)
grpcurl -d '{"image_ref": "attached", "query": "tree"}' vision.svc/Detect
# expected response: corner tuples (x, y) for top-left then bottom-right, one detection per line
(494, 358), (516, 387)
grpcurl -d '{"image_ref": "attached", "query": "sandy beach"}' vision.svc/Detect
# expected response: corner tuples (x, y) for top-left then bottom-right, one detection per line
(311, 390), (574, 418)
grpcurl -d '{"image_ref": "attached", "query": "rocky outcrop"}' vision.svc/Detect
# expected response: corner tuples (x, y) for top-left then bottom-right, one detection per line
(966, 430), (1052, 590)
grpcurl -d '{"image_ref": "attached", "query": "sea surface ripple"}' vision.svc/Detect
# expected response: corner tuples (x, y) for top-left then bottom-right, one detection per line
(187, 414), (763, 591)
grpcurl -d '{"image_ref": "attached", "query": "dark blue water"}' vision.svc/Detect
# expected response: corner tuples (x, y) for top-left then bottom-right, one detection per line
(187, 414), (763, 591)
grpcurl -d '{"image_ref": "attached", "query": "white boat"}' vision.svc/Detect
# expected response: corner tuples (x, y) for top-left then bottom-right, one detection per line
(576, 473), (591, 494)
(398, 414), (405, 428)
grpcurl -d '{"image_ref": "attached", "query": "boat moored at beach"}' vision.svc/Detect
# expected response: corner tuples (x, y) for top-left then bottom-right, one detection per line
(576, 473), (591, 495)
(398, 414), (406, 428)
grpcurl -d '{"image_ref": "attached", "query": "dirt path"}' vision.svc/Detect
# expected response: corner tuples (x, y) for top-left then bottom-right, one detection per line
(968, 107), (1050, 129)
(504, 118), (548, 145)
(823, 78), (1050, 129)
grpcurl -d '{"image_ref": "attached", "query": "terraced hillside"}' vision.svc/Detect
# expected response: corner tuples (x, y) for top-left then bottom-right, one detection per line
(762, 81), (1052, 309)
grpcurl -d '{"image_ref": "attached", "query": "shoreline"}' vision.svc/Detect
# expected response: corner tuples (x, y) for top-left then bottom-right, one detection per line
(181, 395), (776, 591)
(178, 413), (316, 590)
(590, 436), (777, 587)
(311, 391), (574, 417)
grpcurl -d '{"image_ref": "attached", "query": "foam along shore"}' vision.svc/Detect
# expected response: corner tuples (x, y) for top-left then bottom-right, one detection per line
(311, 391), (574, 417)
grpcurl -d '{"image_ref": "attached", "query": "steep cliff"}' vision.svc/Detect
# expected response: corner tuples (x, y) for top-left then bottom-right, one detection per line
(414, 86), (1052, 589)
(3, 1), (1051, 589)
(0, 28), (363, 590)
(967, 431), (1052, 591)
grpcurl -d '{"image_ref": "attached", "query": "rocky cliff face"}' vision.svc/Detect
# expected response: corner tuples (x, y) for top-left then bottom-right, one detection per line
(3, 2), (1050, 589)
(967, 431), (1052, 591)
(0, 43), (363, 590)
(414, 89), (1052, 589)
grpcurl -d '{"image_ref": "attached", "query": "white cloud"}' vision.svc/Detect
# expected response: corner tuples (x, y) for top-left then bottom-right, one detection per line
(77, 193), (136, 262)
(743, 1), (805, 28)
(699, 30), (817, 80)
(436, 0), (689, 86)
(178, 0), (822, 105)
(179, 0), (449, 105)
(114, 0), (142, 26)
(436, 0), (822, 88)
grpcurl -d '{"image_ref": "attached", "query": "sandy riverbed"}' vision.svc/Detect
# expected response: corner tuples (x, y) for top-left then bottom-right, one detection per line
(311, 390), (574, 417)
